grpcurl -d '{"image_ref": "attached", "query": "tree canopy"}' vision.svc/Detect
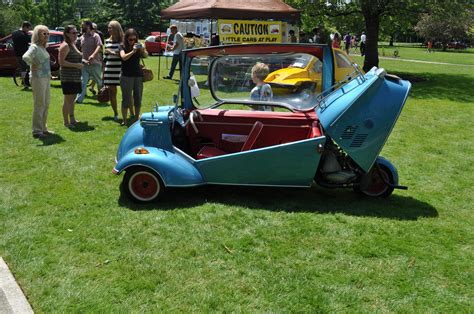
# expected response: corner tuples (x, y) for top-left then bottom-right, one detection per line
(415, 4), (473, 49)
(1, 0), (472, 70)
(0, 0), (174, 38)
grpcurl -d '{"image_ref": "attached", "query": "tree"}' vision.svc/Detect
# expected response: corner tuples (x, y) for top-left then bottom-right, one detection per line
(90, 0), (175, 37)
(35, 0), (79, 28)
(415, 7), (473, 50)
(0, 4), (19, 37)
(380, 12), (419, 46)
(287, 0), (431, 71)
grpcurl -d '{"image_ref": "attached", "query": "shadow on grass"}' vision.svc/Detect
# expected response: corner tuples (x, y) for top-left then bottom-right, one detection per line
(102, 116), (123, 125)
(118, 184), (438, 221)
(69, 121), (95, 132)
(80, 100), (110, 107)
(392, 71), (474, 103)
(37, 133), (65, 146)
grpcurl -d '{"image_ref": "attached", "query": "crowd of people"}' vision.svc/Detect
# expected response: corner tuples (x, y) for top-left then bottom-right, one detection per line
(15, 20), (185, 139)
(15, 19), (368, 140)
(330, 32), (366, 55)
(292, 27), (367, 56)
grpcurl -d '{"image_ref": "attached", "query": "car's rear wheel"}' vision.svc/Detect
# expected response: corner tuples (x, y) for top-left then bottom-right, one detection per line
(355, 164), (394, 198)
(123, 166), (164, 203)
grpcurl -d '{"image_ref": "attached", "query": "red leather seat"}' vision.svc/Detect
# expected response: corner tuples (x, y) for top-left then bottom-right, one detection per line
(241, 121), (264, 151)
(196, 121), (264, 159)
(309, 121), (322, 138)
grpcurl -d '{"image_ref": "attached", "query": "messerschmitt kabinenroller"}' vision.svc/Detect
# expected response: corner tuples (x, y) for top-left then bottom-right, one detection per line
(113, 44), (411, 203)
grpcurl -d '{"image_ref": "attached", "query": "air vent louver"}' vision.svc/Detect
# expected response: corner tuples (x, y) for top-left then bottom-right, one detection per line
(350, 134), (368, 147)
(341, 126), (358, 139)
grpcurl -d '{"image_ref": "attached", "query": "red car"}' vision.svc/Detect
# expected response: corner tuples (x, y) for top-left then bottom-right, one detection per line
(144, 32), (169, 55)
(0, 30), (64, 72)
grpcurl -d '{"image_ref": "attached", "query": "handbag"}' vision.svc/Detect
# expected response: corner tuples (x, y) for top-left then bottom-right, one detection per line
(141, 59), (154, 82)
(97, 86), (110, 103)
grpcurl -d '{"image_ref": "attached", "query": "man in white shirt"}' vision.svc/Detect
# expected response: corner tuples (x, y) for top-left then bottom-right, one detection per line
(163, 25), (184, 79)
(360, 31), (366, 56)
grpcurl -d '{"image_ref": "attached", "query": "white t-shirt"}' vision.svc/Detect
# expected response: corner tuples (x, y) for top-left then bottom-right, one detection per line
(172, 32), (184, 55)
(361, 34), (366, 43)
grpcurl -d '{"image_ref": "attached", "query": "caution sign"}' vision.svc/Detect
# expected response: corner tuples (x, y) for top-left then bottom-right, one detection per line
(218, 19), (282, 44)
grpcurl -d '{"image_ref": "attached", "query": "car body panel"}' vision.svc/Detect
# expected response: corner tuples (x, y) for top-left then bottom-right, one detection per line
(195, 136), (326, 186)
(317, 68), (411, 172)
(115, 146), (205, 187)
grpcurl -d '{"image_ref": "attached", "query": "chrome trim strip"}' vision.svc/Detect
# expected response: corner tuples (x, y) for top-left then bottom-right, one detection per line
(173, 146), (197, 163)
(206, 182), (310, 188)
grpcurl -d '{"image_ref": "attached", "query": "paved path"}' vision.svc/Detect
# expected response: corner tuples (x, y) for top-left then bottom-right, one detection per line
(349, 53), (474, 67)
(0, 257), (33, 313)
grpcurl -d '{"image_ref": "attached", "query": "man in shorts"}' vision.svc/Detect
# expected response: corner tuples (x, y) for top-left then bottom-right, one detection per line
(12, 21), (32, 88)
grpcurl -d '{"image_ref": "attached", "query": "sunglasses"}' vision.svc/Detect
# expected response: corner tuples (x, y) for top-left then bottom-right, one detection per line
(42, 32), (50, 36)
(128, 38), (137, 42)
(69, 31), (78, 35)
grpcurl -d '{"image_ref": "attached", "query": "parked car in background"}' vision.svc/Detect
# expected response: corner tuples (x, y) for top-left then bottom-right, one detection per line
(447, 41), (468, 49)
(144, 32), (169, 55)
(0, 30), (63, 72)
(264, 48), (358, 96)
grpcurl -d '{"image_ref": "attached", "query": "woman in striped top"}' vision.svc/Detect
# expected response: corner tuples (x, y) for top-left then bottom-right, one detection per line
(104, 20), (124, 121)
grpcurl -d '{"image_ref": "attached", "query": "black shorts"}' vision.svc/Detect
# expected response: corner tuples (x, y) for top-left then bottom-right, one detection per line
(61, 82), (82, 95)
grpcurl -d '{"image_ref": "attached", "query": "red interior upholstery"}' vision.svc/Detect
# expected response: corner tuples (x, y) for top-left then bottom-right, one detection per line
(309, 121), (322, 138)
(197, 120), (264, 159)
(196, 146), (227, 159)
(241, 121), (264, 151)
(189, 109), (321, 159)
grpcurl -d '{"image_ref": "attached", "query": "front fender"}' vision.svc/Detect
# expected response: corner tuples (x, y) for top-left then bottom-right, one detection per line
(114, 147), (204, 187)
(375, 156), (399, 186)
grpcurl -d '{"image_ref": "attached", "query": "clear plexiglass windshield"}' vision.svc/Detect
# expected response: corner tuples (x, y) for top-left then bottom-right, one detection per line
(189, 52), (324, 111)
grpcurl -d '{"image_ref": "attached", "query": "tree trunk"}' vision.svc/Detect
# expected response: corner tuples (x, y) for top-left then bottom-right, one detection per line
(389, 35), (394, 46)
(363, 14), (380, 72)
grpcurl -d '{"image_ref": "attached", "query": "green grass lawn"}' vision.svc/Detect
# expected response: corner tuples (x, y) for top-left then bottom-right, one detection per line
(0, 50), (473, 311)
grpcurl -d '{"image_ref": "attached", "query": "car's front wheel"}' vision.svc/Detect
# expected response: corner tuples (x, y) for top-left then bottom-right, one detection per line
(123, 166), (164, 203)
(354, 163), (394, 198)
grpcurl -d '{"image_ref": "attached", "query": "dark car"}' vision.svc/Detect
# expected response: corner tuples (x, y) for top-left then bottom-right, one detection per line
(0, 30), (64, 72)
(447, 41), (468, 49)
